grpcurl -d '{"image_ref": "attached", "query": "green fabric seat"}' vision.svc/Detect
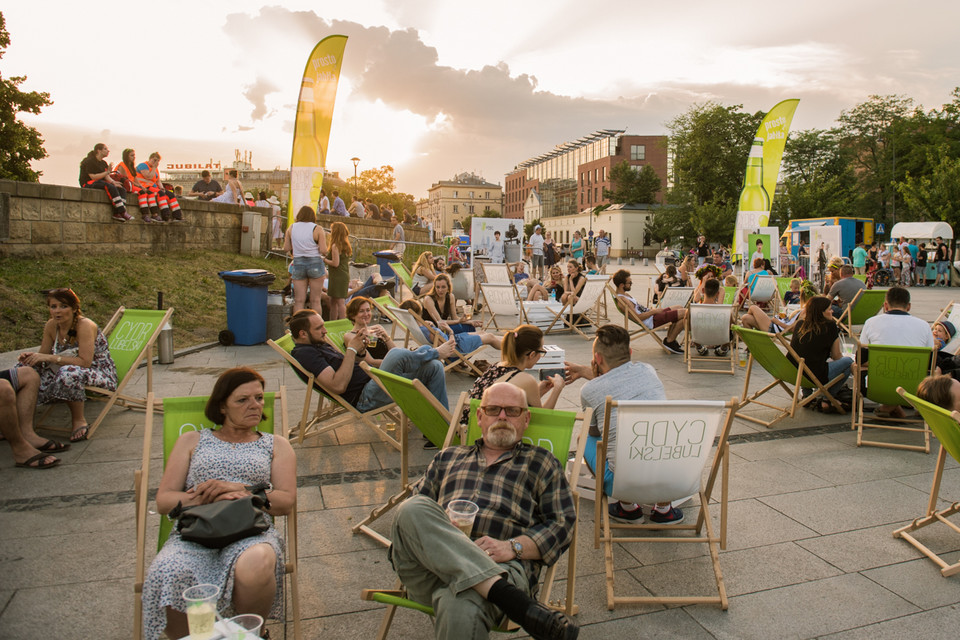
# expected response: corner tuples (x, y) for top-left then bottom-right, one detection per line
(837, 289), (885, 336)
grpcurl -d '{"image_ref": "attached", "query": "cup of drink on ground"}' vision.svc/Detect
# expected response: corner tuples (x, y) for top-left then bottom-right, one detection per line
(225, 613), (264, 640)
(183, 583), (220, 640)
(446, 499), (479, 536)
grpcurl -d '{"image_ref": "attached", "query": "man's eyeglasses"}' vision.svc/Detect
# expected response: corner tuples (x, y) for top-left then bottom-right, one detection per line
(479, 405), (526, 417)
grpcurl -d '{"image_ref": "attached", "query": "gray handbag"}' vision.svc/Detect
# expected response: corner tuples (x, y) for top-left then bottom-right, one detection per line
(169, 485), (271, 549)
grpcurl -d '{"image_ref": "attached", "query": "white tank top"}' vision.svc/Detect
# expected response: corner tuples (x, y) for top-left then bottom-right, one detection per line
(290, 222), (321, 258)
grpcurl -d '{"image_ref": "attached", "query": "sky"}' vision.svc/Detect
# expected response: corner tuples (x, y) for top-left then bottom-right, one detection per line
(5, 1), (960, 197)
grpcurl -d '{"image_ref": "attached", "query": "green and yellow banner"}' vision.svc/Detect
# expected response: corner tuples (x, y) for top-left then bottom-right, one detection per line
(733, 98), (799, 258)
(288, 35), (348, 223)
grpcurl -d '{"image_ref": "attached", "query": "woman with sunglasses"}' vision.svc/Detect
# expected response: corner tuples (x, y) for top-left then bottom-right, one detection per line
(17, 288), (118, 441)
(459, 325), (565, 425)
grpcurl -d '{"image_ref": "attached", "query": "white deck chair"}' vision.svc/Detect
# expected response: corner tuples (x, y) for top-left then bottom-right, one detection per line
(596, 397), (737, 610)
(479, 282), (523, 330)
(657, 286), (694, 310)
(685, 303), (737, 375)
(934, 301), (960, 355)
(478, 262), (527, 324)
(543, 275), (611, 338)
(386, 305), (485, 375)
(745, 274), (779, 313)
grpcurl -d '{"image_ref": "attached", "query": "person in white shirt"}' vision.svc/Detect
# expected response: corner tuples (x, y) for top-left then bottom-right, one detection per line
(489, 231), (505, 264)
(860, 286), (935, 417)
(750, 238), (765, 266)
(529, 226), (545, 280)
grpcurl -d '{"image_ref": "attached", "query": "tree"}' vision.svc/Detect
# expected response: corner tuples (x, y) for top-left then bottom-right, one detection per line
(462, 209), (501, 235)
(0, 12), (53, 182)
(524, 219), (543, 240)
(772, 128), (859, 223)
(357, 165), (397, 194)
(898, 145), (960, 229)
(644, 208), (695, 249)
(603, 161), (661, 204)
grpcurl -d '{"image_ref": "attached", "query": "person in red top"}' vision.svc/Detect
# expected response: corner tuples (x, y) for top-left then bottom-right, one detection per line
(136, 152), (183, 222)
(114, 149), (162, 223)
(78, 143), (132, 222)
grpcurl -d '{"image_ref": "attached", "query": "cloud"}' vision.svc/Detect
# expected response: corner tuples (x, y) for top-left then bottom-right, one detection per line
(242, 77), (280, 121)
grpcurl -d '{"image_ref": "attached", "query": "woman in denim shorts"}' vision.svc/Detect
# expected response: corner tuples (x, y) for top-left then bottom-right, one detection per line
(284, 206), (328, 313)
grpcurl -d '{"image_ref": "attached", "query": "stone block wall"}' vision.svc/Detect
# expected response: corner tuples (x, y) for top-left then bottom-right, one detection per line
(0, 180), (432, 259)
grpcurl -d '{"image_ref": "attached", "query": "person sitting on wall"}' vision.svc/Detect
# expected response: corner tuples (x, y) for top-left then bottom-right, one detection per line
(79, 143), (132, 222)
(188, 170), (224, 200)
(136, 152), (183, 222)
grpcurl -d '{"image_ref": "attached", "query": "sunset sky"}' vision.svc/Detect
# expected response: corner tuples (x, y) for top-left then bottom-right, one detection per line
(5, 1), (959, 196)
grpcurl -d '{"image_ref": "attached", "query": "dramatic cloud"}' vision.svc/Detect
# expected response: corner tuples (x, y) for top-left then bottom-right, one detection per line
(242, 77), (280, 121)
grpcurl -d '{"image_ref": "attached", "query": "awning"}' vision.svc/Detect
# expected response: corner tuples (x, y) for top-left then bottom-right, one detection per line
(889, 221), (953, 240)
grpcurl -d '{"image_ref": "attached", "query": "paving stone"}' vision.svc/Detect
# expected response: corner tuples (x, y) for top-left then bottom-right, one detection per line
(795, 522), (927, 573)
(686, 574), (919, 640)
(724, 457), (835, 501)
(819, 603), (960, 639)
(0, 528), (134, 589)
(862, 555), (960, 609)
(0, 578), (131, 639)
(731, 433), (851, 461)
(0, 502), (132, 540)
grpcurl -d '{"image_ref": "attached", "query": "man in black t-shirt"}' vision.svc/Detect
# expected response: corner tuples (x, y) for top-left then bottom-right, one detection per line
(696, 235), (709, 266)
(188, 170), (224, 200)
(934, 236), (951, 287)
(79, 143), (131, 222)
(288, 309), (453, 412)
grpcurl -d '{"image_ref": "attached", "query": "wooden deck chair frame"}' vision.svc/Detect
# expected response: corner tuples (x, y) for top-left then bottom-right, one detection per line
(351, 365), (459, 547)
(390, 262), (416, 300)
(369, 293), (402, 342)
(40, 306), (174, 439)
(385, 305), (485, 376)
(850, 344), (935, 452)
(266, 335), (402, 449)
(837, 288), (886, 336)
(732, 326), (845, 428)
(542, 275), (611, 338)
(595, 396), (737, 610)
(608, 283), (666, 350)
(479, 282), (524, 330)
(480, 262), (529, 326)
(893, 388), (960, 577)
(361, 394), (589, 639)
(684, 303), (738, 375)
(933, 301), (960, 355)
(133, 390), (301, 640)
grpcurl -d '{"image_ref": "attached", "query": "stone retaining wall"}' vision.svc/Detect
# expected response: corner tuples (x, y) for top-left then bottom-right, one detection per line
(0, 179), (431, 259)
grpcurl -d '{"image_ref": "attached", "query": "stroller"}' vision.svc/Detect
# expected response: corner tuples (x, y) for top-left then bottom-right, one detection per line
(864, 259), (892, 288)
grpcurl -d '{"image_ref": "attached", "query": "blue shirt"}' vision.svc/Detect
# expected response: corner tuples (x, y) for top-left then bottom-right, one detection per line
(332, 196), (349, 216)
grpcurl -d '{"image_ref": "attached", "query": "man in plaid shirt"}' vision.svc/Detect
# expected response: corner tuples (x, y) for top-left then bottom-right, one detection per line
(388, 383), (578, 640)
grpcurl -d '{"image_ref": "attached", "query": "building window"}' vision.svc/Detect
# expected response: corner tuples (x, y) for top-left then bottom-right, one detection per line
(469, 191), (474, 198)
(631, 145), (645, 161)
(602, 166), (606, 182)
(453, 190), (458, 198)
(468, 205), (475, 214)
(485, 191), (490, 199)
(594, 187), (598, 202)
(453, 205), (459, 213)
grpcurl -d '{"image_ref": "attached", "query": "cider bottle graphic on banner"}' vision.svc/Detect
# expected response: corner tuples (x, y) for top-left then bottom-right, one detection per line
(290, 78), (325, 213)
(736, 138), (771, 255)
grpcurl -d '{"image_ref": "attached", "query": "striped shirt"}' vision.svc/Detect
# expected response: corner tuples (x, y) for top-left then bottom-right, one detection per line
(414, 440), (576, 589)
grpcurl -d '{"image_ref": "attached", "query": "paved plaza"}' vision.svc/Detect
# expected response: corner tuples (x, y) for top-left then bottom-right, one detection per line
(1, 277), (959, 639)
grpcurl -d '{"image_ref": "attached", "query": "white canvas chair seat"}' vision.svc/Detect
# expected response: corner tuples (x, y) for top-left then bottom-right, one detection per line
(543, 275), (611, 338)
(267, 335), (402, 449)
(478, 263), (527, 327)
(934, 301), (960, 355)
(478, 282), (523, 330)
(386, 305), (485, 376)
(744, 275), (779, 313)
(657, 286), (694, 309)
(685, 303), (737, 375)
(596, 397), (737, 610)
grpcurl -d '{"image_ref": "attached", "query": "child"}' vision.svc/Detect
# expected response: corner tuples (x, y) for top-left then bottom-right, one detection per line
(654, 265), (681, 304)
(934, 320), (959, 380)
(784, 278), (802, 305)
(585, 254), (598, 275)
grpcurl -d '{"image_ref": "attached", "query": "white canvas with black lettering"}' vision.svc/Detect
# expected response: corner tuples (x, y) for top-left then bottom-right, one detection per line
(482, 262), (513, 284)
(689, 304), (735, 347)
(479, 283), (521, 318)
(658, 287), (694, 309)
(610, 400), (726, 506)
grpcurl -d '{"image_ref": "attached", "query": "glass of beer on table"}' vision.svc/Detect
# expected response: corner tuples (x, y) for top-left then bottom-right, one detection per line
(446, 499), (479, 536)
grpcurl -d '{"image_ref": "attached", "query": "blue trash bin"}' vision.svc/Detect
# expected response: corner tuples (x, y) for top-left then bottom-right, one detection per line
(373, 250), (401, 282)
(219, 269), (276, 345)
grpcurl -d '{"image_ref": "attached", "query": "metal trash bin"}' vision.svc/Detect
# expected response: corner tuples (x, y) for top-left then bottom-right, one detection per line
(218, 269), (276, 345)
(266, 290), (292, 341)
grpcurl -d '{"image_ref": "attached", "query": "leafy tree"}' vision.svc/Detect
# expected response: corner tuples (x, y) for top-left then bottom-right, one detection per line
(0, 12), (53, 181)
(773, 128), (858, 224)
(357, 165), (397, 193)
(644, 207), (695, 249)
(898, 145), (960, 228)
(603, 161), (662, 204)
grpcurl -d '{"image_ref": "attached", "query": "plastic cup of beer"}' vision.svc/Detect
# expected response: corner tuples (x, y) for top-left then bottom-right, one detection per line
(366, 329), (378, 348)
(446, 500), (479, 536)
(225, 614), (264, 640)
(183, 583), (220, 640)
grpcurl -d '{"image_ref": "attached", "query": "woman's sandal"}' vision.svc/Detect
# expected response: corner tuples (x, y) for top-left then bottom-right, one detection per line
(15, 452), (60, 469)
(38, 439), (70, 453)
(70, 425), (90, 442)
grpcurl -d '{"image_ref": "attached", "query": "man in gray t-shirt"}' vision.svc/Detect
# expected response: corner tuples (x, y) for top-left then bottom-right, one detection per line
(827, 265), (866, 316)
(566, 324), (683, 525)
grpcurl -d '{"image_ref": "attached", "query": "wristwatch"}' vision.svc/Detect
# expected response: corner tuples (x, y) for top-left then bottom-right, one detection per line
(509, 538), (523, 559)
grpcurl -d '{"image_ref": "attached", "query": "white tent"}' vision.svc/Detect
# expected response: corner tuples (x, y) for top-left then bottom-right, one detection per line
(889, 221), (953, 241)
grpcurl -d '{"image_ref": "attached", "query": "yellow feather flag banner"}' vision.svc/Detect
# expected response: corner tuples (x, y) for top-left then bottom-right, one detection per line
(287, 35), (348, 223)
(732, 98), (799, 259)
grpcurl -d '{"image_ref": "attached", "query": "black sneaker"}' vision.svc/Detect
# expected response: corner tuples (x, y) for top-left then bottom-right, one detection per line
(663, 340), (684, 355)
(519, 600), (579, 640)
(648, 506), (684, 525)
(715, 344), (730, 357)
(608, 502), (644, 522)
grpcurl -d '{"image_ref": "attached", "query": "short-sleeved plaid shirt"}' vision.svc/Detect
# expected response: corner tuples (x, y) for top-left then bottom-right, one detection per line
(413, 439), (577, 589)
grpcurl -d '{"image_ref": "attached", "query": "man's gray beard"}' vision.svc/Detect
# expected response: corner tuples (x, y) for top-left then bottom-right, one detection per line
(486, 421), (519, 448)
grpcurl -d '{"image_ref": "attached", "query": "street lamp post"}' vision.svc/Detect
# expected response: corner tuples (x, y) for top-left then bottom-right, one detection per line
(350, 157), (360, 198)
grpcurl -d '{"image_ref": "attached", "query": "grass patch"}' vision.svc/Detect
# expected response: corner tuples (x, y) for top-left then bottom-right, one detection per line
(0, 251), (291, 353)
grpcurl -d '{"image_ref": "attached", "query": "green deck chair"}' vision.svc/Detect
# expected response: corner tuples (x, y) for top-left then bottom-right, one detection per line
(722, 286), (738, 305)
(351, 365), (457, 546)
(732, 326), (845, 428)
(894, 388), (960, 577)
(370, 293), (403, 342)
(390, 262), (416, 300)
(133, 390), (301, 640)
(40, 306), (174, 439)
(322, 318), (354, 353)
(267, 334), (401, 449)
(837, 288), (886, 336)
(851, 344), (935, 452)
(775, 276), (794, 301)
(362, 394), (589, 638)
